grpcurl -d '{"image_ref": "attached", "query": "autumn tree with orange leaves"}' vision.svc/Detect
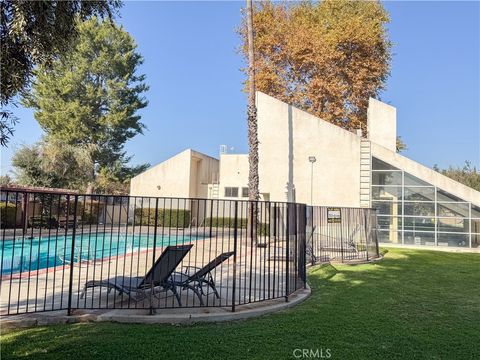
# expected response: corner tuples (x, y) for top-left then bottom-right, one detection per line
(240, 0), (391, 134)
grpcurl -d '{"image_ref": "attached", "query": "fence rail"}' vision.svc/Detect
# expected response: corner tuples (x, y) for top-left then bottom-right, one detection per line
(307, 206), (380, 264)
(0, 190), (306, 315)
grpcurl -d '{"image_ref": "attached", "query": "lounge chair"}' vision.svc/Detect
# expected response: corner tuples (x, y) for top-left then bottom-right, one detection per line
(169, 251), (234, 305)
(80, 244), (193, 306)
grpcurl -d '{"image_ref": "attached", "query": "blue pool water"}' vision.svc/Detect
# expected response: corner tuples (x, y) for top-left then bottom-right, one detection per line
(0, 233), (199, 275)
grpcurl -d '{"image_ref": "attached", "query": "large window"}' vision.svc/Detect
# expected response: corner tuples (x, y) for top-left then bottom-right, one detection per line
(372, 157), (479, 248)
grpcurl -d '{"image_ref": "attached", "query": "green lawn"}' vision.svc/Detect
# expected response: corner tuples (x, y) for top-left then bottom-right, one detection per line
(2, 248), (479, 359)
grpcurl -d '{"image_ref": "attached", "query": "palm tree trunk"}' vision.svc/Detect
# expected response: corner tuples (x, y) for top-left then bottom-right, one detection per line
(246, 0), (259, 241)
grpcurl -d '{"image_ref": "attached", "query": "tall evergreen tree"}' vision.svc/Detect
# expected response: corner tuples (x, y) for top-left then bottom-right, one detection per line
(1, 0), (121, 146)
(23, 18), (148, 192)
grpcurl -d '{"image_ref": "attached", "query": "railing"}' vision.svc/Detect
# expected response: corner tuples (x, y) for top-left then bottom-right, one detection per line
(0, 190), (306, 315)
(307, 206), (380, 264)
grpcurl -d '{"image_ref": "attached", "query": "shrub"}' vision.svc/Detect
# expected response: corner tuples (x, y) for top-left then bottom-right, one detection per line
(28, 216), (58, 229)
(78, 201), (103, 225)
(0, 202), (18, 228)
(204, 217), (270, 236)
(134, 208), (191, 228)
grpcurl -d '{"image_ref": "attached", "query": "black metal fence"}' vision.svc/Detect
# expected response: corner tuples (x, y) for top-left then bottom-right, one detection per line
(0, 189), (306, 315)
(307, 206), (380, 264)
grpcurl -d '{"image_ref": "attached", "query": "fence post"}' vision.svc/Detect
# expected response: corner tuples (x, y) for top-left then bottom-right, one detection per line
(285, 204), (290, 302)
(209, 199), (214, 238)
(302, 205), (307, 289)
(67, 195), (78, 316)
(149, 198), (160, 315)
(364, 209), (370, 261)
(231, 200), (238, 312)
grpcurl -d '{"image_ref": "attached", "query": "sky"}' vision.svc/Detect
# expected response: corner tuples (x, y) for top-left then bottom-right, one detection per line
(1, 0), (479, 177)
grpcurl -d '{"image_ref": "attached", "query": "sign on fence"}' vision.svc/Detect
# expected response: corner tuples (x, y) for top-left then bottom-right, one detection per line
(327, 208), (341, 223)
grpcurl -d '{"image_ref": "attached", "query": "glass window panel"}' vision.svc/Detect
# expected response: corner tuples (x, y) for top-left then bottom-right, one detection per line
(404, 231), (435, 246)
(372, 201), (402, 216)
(404, 202), (435, 216)
(377, 230), (402, 244)
(377, 216), (401, 231)
(437, 217), (469, 233)
(404, 187), (435, 201)
(437, 202), (469, 217)
(436, 189), (462, 202)
(224, 187), (238, 198)
(372, 186), (402, 200)
(437, 233), (469, 247)
(372, 157), (399, 170)
(404, 173), (431, 186)
(372, 171), (402, 186)
(471, 205), (480, 218)
(403, 216), (435, 232)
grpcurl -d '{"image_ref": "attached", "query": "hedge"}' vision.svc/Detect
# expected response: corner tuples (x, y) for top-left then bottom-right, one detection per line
(134, 208), (191, 228)
(204, 217), (270, 236)
(0, 203), (18, 228)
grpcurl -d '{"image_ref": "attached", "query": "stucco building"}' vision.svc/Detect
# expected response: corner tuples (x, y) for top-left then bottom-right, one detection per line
(130, 92), (480, 248)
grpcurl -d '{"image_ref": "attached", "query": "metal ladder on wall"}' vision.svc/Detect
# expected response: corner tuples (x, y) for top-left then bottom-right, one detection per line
(211, 182), (219, 199)
(211, 172), (219, 199)
(360, 139), (372, 208)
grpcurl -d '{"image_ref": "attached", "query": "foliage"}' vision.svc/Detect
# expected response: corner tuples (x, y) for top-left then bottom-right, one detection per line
(205, 217), (269, 235)
(79, 200), (104, 225)
(0, 202), (18, 228)
(95, 163), (150, 195)
(0, 0), (121, 146)
(12, 138), (94, 190)
(396, 136), (407, 152)
(11, 138), (146, 194)
(433, 161), (480, 192)
(239, 0), (391, 134)
(0, 174), (14, 186)
(134, 208), (192, 228)
(0, 110), (18, 146)
(2, 249), (479, 359)
(22, 17), (149, 191)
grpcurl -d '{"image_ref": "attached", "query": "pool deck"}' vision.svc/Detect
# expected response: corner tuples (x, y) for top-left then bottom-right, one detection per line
(1, 232), (306, 319)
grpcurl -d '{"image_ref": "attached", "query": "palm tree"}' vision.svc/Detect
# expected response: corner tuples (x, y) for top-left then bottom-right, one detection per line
(246, 0), (259, 240)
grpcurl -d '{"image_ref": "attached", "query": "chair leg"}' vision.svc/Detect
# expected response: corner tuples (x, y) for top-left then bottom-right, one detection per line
(210, 281), (220, 299)
(170, 286), (182, 307)
(185, 284), (204, 306)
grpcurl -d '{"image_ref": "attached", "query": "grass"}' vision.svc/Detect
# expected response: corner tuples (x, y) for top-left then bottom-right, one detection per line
(1, 248), (479, 359)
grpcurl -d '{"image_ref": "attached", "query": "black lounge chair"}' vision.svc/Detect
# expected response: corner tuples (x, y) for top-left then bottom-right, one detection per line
(169, 251), (234, 305)
(80, 244), (193, 306)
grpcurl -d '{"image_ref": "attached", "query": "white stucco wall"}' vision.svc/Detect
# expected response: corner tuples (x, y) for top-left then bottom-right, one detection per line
(367, 98), (397, 152)
(130, 149), (219, 199)
(256, 91), (361, 206)
(218, 154), (249, 199)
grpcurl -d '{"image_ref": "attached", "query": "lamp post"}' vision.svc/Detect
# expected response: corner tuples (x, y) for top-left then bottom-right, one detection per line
(308, 156), (316, 205)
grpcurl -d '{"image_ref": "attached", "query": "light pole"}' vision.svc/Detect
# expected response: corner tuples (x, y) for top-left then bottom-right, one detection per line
(308, 156), (316, 205)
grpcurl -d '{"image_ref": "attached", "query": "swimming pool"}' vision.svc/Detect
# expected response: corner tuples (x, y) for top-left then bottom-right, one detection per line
(0, 233), (201, 276)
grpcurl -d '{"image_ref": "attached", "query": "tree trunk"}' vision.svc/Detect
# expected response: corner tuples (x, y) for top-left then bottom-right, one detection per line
(246, 0), (259, 242)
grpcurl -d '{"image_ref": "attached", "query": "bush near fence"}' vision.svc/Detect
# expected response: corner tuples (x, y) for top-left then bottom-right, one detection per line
(0, 202), (17, 228)
(205, 217), (270, 236)
(134, 208), (191, 228)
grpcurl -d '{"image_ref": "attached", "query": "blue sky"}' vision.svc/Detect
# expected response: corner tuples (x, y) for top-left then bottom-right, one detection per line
(1, 0), (479, 176)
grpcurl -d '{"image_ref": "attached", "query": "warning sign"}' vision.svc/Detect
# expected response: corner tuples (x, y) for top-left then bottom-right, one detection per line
(327, 208), (341, 223)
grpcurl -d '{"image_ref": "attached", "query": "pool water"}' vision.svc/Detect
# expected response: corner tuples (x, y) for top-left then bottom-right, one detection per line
(0, 233), (200, 275)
